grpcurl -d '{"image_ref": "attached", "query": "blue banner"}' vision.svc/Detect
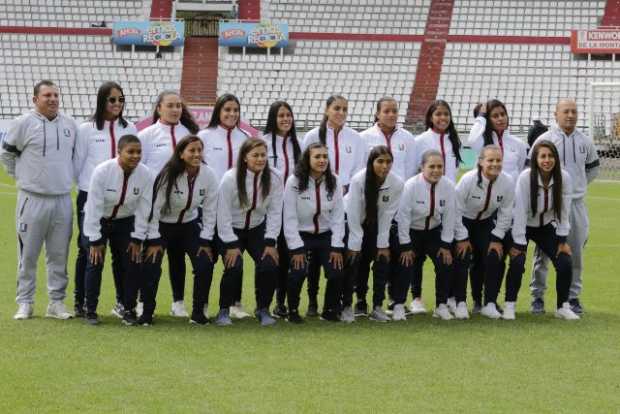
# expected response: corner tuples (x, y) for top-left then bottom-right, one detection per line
(219, 21), (288, 48)
(112, 21), (185, 47)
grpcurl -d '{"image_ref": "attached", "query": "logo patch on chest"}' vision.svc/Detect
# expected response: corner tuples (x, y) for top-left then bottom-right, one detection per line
(382, 195), (390, 202)
(63, 128), (72, 138)
(497, 195), (504, 202)
(133, 188), (140, 195)
(199, 189), (206, 196)
(439, 199), (445, 207)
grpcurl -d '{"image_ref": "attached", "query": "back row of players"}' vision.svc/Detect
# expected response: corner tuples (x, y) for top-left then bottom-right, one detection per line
(1, 80), (599, 326)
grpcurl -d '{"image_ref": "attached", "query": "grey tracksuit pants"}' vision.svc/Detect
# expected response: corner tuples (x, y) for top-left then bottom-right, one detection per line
(15, 190), (73, 304)
(530, 198), (588, 300)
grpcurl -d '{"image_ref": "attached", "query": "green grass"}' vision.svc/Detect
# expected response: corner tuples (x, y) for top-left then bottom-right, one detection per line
(0, 170), (619, 413)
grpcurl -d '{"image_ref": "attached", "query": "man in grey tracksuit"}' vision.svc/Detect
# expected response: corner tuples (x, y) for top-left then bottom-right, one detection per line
(529, 99), (600, 315)
(0, 80), (78, 320)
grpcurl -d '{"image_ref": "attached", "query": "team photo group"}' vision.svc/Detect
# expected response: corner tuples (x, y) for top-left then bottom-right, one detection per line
(0, 79), (599, 327)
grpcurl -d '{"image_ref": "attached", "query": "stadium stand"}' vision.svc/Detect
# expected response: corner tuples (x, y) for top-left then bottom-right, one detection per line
(0, 33), (183, 120)
(263, 0), (431, 35)
(217, 40), (421, 129)
(0, 0), (150, 28)
(449, 1), (606, 37)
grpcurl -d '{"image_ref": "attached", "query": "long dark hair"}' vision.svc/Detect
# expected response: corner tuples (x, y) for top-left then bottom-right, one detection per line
(483, 99), (509, 146)
(364, 145), (393, 226)
(319, 95), (347, 145)
(264, 101), (301, 166)
(294, 142), (337, 195)
(208, 93), (243, 130)
(425, 100), (462, 164)
(529, 140), (563, 220)
(151, 91), (199, 134)
(91, 81), (128, 130)
(156, 135), (204, 214)
(236, 139), (272, 208)
(374, 96), (397, 123)
(476, 144), (502, 188)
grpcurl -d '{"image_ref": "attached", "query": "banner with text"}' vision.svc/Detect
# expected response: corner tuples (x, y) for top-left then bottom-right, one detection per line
(571, 29), (620, 54)
(219, 21), (288, 48)
(112, 21), (185, 47)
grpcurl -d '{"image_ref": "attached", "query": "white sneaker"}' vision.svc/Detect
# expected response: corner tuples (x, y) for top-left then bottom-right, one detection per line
(432, 303), (454, 320)
(14, 303), (33, 320)
(204, 304), (209, 319)
(502, 302), (516, 320)
(229, 303), (251, 319)
(555, 302), (580, 320)
(454, 301), (469, 320)
(136, 301), (144, 317)
(409, 298), (427, 314)
(392, 304), (407, 321)
(170, 300), (189, 317)
(480, 303), (502, 319)
(45, 301), (73, 319)
(447, 297), (457, 314)
(369, 306), (391, 322)
(340, 306), (355, 323)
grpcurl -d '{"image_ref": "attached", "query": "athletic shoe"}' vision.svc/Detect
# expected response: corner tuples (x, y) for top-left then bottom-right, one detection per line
(215, 309), (232, 326)
(555, 302), (580, 320)
(135, 301), (144, 317)
(286, 310), (304, 324)
(14, 303), (33, 320)
(569, 298), (584, 315)
(74, 304), (86, 318)
(46, 301), (73, 320)
(354, 300), (368, 317)
(306, 303), (319, 317)
(480, 303), (502, 319)
(85, 312), (100, 325)
(256, 308), (277, 326)
(454, 301), (469, 320)
(111, 302), (124, 319)
(122, 310), (138, 326)
(340, 306), (355, 323)
(392, 304), (407, 321)
(502, 302), (516, 320)
(272, 304), (288, 319)
(190, 311), (209, 326)
(447, 297), (457, 314)
(433, 304), (454, 320)
(369, 306), (391, 322)
(472, 302), (482, 314)
(531, 298), (545, 314)
(170, 300), (189, 318)
(320, 310), (341, 322)
(229, 303), (250, 319)
(203, 304), (209, 318)
(409, 298), (427, 315)
(137, 314), (153, 326)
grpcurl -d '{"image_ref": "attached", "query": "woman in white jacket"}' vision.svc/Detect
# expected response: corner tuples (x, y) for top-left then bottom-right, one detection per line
(510, 140), (579, 320)
(214, 139), (283, 326)
(343, 145), (403, 322)
(283, 142), (345, 323)
(73, 81), (137, 318)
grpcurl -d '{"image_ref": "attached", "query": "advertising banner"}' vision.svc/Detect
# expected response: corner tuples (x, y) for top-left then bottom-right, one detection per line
(571, 30), (620, 54)
(112, 21), (185, 47)
(219, 21), (288, 48)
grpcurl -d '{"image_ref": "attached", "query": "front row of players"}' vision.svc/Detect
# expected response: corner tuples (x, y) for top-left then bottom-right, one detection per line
(81, 133), (580, 326)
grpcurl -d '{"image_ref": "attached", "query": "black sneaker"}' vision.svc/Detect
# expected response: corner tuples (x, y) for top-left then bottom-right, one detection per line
(190, 311), (209, 325)
(272, 304), (288, 319)
(85, 312), (99, 325)
(531, 297), (545, 314)
(306, 303), (319, 317)
(287, 310), (304, 324)
(74, 305), (86, 318)
(320, 310), (341, 322)
(122, 310), (138, 326)
(354, 300), (368, 317)
(569, 298), (584, 315)
(137, 314), (153, 326)
(472, 301), (483, 314)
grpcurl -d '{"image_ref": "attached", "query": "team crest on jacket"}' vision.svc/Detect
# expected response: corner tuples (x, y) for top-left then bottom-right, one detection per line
(345, 146), (352, 153)
(439, 199), (445, 207)
(398, 144), (405, 151)
(133, 187), (140, 195)
(497, 195), (503, 202)
(63, 128), (72, 137)
(382, 195), (390, 202)
(579, 145), (586, 154)
(327, 194), (333, 201)
(199, 189), (206, 196)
